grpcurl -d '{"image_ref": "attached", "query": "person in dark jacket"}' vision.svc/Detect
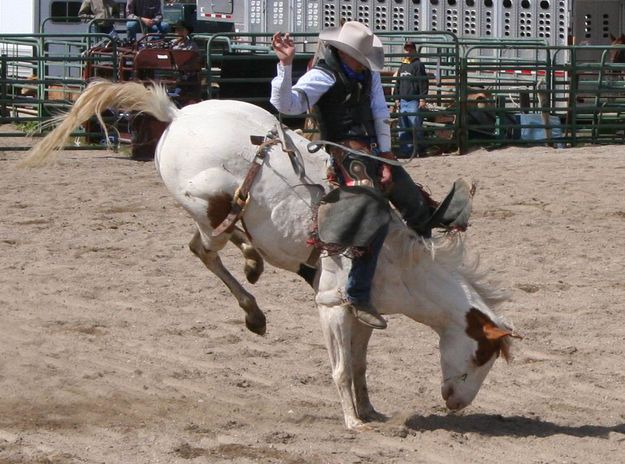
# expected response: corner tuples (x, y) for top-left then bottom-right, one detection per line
(126, 0), (170, 41)
(394, 41), (429, 157)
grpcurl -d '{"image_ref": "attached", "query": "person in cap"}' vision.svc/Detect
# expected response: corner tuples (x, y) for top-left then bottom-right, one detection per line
(394, 41), (429, 157)
(171, 20), (198, 51)
(270, 21), (435, 330)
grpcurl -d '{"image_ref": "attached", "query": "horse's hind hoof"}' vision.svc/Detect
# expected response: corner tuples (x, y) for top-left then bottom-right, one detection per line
(244, 258), (264, 284)
(245, 311), (266, 336)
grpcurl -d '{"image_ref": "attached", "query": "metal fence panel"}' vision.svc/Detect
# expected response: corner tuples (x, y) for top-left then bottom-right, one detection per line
(341, 0), (357, 25)
(407, 1), (424, 32)
(476, 0), (496, 38)
(265, 0), (290, 33)
(573, 0), (621, 62)
(292, 0), (321, 33)
(4, 30), (625, 152)
(372, 0), (389, 31)
(424, 1), (442, 32)
(388, 0), (408, 32)
(441, 1), (462, 36)
(500, 0), (565, 46)
(322, 0), (339, 29)
(248, 0), (265, 34)
(355, 0), (373, 28)
(0, 33), (119, 150)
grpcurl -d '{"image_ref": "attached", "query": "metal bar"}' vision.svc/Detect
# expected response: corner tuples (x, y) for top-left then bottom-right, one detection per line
(0, 54), (7, 120)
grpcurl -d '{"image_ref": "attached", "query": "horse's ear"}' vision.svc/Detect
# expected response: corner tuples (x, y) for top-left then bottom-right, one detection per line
(467, 308), (522, 340)
(466, 308), (522, 365)
(483, 323), (522, 341)
(611, 33), (616, 41)
(483, 322), (522, 363)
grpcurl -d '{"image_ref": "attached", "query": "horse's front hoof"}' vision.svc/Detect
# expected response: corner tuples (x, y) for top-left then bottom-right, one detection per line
(245, 311), (266, 336)
(361, 409), (388, 423)
(349, 421), (373, 431)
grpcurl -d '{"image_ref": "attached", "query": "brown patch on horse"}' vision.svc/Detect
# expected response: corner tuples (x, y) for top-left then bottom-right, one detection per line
(207, 193), (234, 232)
(465, 307), (519, 366)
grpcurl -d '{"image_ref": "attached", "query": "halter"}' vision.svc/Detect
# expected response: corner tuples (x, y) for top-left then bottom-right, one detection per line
(444, 372), (468, 384)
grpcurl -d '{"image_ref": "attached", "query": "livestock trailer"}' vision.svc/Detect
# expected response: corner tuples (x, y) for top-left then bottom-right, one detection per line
(196, 0), (625, 54)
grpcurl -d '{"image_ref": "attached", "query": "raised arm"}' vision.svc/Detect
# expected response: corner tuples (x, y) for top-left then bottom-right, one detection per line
(272, 31), (295, 66)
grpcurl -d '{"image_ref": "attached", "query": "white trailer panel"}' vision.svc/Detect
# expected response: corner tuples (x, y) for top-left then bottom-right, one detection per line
(0, 0), (38, 33)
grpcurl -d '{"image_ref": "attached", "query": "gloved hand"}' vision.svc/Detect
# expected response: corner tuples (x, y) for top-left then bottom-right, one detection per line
(379, 151), (396, 189)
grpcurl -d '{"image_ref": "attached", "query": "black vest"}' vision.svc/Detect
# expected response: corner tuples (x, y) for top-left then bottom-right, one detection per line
(313, 49), (376, 143)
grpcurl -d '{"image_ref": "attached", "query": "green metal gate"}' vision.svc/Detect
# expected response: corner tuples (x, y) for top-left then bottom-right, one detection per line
(3, 30), (625, 152)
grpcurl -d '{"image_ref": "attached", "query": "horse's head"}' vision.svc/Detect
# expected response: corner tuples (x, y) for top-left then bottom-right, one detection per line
(609, 33), (625, 63)
(439, 307), (518, 410)
(610, 33), (625, 45)
(379, 225), (521, 412)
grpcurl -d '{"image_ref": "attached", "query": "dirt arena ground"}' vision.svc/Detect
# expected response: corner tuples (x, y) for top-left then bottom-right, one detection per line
(1, 125), (624, 463)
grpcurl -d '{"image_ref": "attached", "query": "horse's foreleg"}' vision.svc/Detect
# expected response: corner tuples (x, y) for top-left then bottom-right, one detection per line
(189, 231), (266, 335)
(351, 324), (385, 422)
(229, 226), (264, 284)
(318, 304), (364, 429)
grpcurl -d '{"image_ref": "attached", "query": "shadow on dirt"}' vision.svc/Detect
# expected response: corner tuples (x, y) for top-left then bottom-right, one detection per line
(404, 414), (625, 439)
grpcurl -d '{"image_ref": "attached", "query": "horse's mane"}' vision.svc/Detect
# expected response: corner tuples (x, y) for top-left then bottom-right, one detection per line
(388, 222), (516, 359)
(388, 221), (511, 311)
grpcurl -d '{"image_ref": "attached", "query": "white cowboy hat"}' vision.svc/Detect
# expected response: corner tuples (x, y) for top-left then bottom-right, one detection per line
(318, 21), (385, 71)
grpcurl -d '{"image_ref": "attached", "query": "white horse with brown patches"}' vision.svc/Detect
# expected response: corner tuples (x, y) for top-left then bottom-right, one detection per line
(25, 81), (520, 430)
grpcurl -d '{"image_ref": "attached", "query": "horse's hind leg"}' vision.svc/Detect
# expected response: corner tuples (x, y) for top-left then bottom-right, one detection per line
(189, 231), (266, 335)
(229, 226), (264, 284)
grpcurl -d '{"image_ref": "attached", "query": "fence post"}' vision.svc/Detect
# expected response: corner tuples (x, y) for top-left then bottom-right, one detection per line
(0, 54), (8, 119)
(457, 56), (468, 155)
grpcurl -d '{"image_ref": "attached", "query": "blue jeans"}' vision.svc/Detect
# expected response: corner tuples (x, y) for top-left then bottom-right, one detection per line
(398, 99), (425, 157)
(342, 147), (434, 305)
(346, 223), (388, 304)
(126, 20), (170, 41)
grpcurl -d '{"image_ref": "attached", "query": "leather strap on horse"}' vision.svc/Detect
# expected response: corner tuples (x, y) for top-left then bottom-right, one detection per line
(275, 122), (306, 179)
(211, 137), (279, 237)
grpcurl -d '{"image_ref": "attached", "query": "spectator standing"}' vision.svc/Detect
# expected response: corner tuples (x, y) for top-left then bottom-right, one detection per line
(126, 0), (170, 42)
(79, 0), (119, 34)
(394, 41), (429, 157)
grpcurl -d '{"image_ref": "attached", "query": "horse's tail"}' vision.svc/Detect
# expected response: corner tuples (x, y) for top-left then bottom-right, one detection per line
(22, 80), (178, 167)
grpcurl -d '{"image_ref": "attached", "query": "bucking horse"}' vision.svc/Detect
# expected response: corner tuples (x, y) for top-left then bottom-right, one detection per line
(24, 80), (520, 430)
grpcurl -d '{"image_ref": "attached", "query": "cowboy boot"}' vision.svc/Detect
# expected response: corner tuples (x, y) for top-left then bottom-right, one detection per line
(427, 178), (474, 232)
(344, 301), (387, 329)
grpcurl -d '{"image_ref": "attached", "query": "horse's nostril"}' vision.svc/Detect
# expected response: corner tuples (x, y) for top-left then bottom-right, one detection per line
(442, 385), (454, 401)
(446, 398), (464, 410)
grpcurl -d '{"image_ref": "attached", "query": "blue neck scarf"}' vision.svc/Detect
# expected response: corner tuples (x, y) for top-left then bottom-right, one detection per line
(340, 62), (365, 82)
